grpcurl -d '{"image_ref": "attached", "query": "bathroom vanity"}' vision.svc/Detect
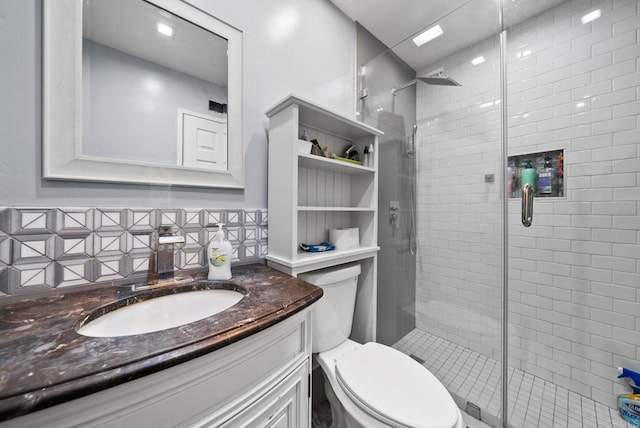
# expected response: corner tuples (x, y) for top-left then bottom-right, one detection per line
(0, 264), (322, 427)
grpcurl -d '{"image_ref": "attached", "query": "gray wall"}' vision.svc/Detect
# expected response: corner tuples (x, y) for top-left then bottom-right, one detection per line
(83, 40), (226, 165)
(356, 24), (417, 346)
(0, 0), (356, 209)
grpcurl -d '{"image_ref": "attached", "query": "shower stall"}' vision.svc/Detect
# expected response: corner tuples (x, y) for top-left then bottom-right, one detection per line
(357, 0), (640, 426)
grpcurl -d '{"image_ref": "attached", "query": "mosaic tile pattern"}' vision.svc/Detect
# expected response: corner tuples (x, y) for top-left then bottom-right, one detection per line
(394, 329), (634, 428)
(0, 207), (268, 296)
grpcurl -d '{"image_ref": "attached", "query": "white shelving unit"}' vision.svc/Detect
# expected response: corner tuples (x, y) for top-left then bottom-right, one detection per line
(266, 94), (382, 344)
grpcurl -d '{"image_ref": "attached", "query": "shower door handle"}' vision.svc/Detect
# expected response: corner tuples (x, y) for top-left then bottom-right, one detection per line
(521, 183), (533, 227)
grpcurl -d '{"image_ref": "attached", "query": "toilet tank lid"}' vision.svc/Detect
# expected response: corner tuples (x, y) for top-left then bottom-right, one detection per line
(335, 342), (459, 428)
(298, 264), (361, 286)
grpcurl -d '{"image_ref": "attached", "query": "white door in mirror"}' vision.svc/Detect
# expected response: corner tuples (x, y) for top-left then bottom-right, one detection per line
(180, 110), (228, 171)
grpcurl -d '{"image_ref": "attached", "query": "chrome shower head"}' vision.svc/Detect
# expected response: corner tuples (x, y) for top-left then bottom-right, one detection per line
(416, 68), (461, 86)
(416, 75), (461, 86)
(392, 68), (461, 94)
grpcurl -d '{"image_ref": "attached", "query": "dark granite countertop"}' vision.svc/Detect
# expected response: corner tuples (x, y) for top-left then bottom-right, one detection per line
(0, 264), (322, 421)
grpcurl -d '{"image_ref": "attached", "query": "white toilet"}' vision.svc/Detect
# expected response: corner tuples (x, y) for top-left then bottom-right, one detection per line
(300, 264), (464, 428)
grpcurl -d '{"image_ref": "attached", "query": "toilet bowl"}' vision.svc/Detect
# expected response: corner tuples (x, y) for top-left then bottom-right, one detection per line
(300, 264), (464, 428)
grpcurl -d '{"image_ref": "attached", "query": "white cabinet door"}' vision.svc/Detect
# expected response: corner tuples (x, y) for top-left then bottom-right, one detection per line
(180, 110), (227, 171)
(220, 361), (309, 428)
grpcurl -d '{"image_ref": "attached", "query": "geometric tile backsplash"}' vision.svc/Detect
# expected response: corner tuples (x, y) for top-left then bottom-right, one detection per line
(0, 207), (268, 297)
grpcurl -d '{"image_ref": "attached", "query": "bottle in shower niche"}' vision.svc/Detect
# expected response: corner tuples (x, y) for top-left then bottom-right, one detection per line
(556, 153), (564, 197)
(537, 156), (555, 196)
(368, 143), (374, 168)
(521, 160), (536, 194)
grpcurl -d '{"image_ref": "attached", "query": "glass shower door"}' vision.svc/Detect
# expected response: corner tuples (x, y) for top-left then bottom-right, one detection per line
(505, 1), (640, 426)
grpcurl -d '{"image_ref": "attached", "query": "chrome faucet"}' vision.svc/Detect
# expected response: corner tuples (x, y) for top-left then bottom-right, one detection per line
(148, 225), (185, 284)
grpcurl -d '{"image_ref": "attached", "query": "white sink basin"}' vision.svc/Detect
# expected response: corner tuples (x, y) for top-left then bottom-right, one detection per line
(77, 289), (244, 337)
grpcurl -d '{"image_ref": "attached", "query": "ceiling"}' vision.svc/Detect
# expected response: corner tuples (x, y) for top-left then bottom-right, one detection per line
(83, 0), (228, 85)
(330, 0), (569, 71)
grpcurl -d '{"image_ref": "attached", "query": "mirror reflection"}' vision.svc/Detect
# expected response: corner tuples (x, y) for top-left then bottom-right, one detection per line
(82, 0), (229, 171)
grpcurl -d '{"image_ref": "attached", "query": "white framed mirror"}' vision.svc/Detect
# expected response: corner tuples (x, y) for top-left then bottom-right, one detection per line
(43, 0), (244, 188)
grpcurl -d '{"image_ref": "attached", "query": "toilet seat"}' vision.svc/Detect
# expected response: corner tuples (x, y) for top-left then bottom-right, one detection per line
(335, 342), (459, 428)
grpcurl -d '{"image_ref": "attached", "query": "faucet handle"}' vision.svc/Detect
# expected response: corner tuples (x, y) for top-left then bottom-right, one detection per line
(157, 225), (186, 244)
(159, 235), (186, 244)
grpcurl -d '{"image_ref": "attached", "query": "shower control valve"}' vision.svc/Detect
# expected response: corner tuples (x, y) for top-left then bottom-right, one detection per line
(389, 201), (400, 225)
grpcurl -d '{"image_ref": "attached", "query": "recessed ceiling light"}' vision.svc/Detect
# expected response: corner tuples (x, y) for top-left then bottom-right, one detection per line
(413, 25), (443, 47)
(581, 9), (601, 24)
(471, 56), (485, 66)
(156, 22), (174, 37)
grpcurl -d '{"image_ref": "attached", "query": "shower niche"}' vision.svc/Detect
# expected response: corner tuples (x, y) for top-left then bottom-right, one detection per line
(507, 149), (564, 198)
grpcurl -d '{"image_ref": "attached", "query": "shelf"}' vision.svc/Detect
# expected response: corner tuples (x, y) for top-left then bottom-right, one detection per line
(266, 94), (383, 140)
(298, 153), (374, 175)
(297, 206), (374, 212)
(266, 246), (380, 273)
(267, 95), (380, 343)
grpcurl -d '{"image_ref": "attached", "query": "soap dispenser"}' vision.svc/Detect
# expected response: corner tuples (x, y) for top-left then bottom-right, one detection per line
(208, 223), (232, 280)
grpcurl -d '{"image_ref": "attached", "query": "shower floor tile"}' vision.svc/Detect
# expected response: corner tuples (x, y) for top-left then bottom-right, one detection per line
(393, 328), (633, 428)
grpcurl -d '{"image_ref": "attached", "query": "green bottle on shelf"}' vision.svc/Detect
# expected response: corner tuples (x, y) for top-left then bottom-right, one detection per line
(522, 160), (535, 192)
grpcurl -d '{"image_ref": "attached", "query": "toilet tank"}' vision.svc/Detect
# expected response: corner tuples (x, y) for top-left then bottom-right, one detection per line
(299, 264), (361, 353)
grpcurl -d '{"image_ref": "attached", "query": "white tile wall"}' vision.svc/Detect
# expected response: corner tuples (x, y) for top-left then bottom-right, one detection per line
(416, 0), (640, 409)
